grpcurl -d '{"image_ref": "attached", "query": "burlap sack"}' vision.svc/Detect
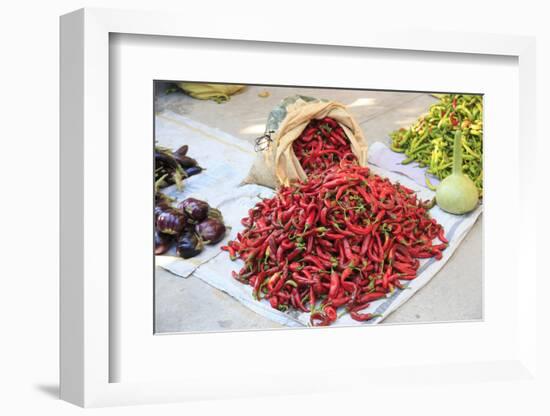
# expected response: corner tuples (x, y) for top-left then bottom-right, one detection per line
(244, 97), (368, 188)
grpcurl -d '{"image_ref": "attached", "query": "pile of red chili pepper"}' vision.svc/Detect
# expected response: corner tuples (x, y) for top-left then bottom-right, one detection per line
(292, 117), (356, 176)
(222, 117), (447, 326)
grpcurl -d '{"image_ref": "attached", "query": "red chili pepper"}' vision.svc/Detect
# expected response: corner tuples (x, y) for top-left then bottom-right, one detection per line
(329, 271), (340, 299)
(253, 271), (267, 299)
(273, 277), (287, 295)
(345, 222), (373, 236)
(392, 260), (416, 273)
(368, 240), (383, 263)
(358, 291), (386, 303)
(310, 311), (330, 326)
(393, 279), (406, 290)
(397, 274), (417, 281)
(321, 179), (345, 190)
(301, 254), (325, 270)
(276, 245), (284, 263)
(324, 232), (345, 240)
(450, 113), (459, 126)
(292, 273), (313, 285)
(382, 267), (392, 290)
(269, 296), (279, 309)
(335, 184), (352, 201)
(349, 302), (370, 313)
(331, 296), (351, 308)
(342, 238), (354, 261)
(431, 243), (448, 252)
(360, 235), (371, 256)
(324, 306), (337, 323)
(305, 210), (316, 229)
(315, 246), (332, 261)
(340, 267), (353, 282)
(375, 210), (386, 223)
(341, 281), (357, 296)
(307, 235), (314, 253)
(317, 238), (332, 248)
(350, 311), (377, 322)
(309, 286), (316, 309)
(221, 245), (236, 260)
(287, 248), (302, 262)
(293, 290), (310, 312)
(438, 228), (448, 244)
(319, 206), (329, 226)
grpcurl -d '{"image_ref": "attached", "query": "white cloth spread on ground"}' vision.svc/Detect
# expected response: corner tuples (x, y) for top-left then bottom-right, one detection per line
(156, 110), (482, 326)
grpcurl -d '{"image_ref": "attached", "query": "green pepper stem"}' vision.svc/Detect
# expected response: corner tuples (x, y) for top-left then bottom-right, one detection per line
(452, 129), (463, 175)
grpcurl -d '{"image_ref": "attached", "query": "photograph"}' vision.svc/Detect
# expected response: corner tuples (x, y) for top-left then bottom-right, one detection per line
(153, 82), (483, 333)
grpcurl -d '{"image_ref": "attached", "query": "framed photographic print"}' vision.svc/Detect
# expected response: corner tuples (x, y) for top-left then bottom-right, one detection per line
(60, 7), (538, 408)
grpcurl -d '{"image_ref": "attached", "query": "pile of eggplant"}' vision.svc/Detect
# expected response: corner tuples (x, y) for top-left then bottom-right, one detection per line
(155, 195), (227, 258)
(155, 144), (203, 190)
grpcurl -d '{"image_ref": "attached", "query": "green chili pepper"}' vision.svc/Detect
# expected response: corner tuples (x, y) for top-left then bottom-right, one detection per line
(390, 94), (483, 197)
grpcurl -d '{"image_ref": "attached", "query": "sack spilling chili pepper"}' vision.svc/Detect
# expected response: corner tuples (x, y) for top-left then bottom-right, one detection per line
(244, 97), (368, 188)
(222, 160), (447, 326)
(389, 94), (483, 197)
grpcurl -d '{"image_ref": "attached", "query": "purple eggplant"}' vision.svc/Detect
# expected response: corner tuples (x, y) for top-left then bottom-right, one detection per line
(176, 230), (204, 258)
(173, 154), (198, 169)
(178, 198), (210, 222)
(155, 231), (173, 255)
(174, 145), (188, 157)
(155, 148), (180, 171)
(184, 166), (203, 177)
(196, 218), (226, 244)
(156, 209), (185, 235)
(154, 202), (171, 221)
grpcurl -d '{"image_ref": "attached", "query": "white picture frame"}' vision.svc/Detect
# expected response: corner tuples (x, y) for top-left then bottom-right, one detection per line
(60, 7), (538, 408)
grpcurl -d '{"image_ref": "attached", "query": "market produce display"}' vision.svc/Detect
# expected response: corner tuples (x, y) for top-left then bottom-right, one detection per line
(155, 196), (227, 258)
(389, 94), (483, 196)
(155, 145), (203, 190)
(222, 117), (447, 326)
